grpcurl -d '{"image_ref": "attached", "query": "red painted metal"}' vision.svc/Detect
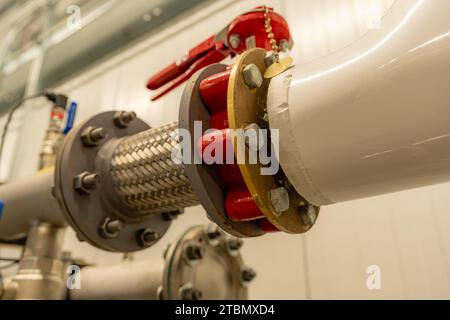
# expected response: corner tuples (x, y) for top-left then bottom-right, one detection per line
(217, 163), (244, 188)
(147, 7), (292, 101)
(210, 111), (229, 130)
(258, 218), (280, 233)
(199, 70), (231, 113)
(198, 129), (234, 165)
(226, 186), (265, 222)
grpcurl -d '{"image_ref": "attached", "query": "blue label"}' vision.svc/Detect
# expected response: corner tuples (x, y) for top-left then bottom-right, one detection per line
(0, 200), (4, 220)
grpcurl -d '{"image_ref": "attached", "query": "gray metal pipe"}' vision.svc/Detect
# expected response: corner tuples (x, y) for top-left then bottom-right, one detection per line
(0, 170), (65, 240)
(70, 260), (164, 300)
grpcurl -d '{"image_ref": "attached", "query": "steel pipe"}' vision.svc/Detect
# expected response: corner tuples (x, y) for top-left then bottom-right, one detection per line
(268, 0), (450, 205)
(0, 170), (65, 240)
(70, 260), (164, 300)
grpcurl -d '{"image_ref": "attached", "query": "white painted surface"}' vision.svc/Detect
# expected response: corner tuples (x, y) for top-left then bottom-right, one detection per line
(2, 0), (450, 299)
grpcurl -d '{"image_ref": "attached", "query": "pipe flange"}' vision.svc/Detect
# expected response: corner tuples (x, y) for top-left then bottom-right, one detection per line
(227, 48), (319, 233)
(162, 225), (249, 300)
(55, 111), (171, 252)
(179, 64), (264, 238)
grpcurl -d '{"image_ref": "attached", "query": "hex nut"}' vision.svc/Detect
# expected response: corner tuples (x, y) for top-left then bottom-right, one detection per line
(241, 267), (257, 284)
(180, 284), (203, 301)
(185, 243), (205, 261)
(300, 204), (317, 227)
(137, 229), (160, 247)
(74, 172), (100, 195)
(265, 51), (278, 67)
(243, 64), (263, 89)
(99, 218), (123, 239)
(81, 127), (107, 147)
(270, 187), (290, 214)
(229, 33), (241, 49)
(113, 111), (137, 128)
(228, 238), (244, 251)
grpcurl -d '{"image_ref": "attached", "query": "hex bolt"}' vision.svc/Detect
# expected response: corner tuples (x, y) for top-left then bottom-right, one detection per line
(137, 229), (160, 247)
(241, 267), (257, 283)
(114, 111), (137, 128)
(265, 51), (278, 67)
(106, 220), (123, 235)
(270, 187), (290, 214)
(300, 203), (317, 227)
(181, 287), (203, 301)
(74, 172), (100, 194)
(99, 218), (123, 239)
(162, 209), (184, 221)
(243, 64), (263, 89)
(229, 33), (241, 49)
(185, 243), (205, 261)
(81, 127), (107, 147)
(279, 39), (292, 52)
(206, 224), (222, 242)
(228, 238), (244, 251)
(244, 123), (264, 151)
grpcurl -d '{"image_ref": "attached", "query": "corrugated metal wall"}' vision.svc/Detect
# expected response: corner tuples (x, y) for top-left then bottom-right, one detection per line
(2, 0), (450, 299)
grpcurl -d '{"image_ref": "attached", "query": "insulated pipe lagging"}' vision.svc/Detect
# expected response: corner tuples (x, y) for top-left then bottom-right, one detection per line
(268, 0), (450, 205)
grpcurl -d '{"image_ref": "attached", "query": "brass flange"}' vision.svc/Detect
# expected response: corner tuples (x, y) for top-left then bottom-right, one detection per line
(227, 48), (319, 234)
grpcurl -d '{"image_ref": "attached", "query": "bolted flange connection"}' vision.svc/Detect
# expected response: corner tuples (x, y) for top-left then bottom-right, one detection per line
(81, 127), (107, 147)
(270, 187), (290, 214)
(113, 111), (137, 128)
(137, 229), (160, 248)
(74, 172), (100, 195)
(243, 64), (263, 89)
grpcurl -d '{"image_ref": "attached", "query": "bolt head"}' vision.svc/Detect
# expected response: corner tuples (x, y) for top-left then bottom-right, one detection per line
(180, 286), (203, 301)
(185, 243), (205, 261)
(162, 209), (184, 221)
(137, 229), (160, 247)
(265, 51), (278, 67)
(229, 33), (241, 49)
(279, 39), (293, 52)
(241, 267), (257, 284)
(114, 111), (137, 128)
(270, 187), (290, 214)
(243, 64), (263, 89)
(227, 238), (244, 252)
(244, 123), (264, 151)
(74, 172), (100, 195)
(300, 204), (317, 227)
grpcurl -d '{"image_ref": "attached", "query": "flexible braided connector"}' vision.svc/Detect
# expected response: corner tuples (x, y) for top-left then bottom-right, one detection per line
(110, 122), (199, 216)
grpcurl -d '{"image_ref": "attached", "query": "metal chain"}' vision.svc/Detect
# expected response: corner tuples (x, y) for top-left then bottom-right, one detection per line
(263, 5), (280, 62)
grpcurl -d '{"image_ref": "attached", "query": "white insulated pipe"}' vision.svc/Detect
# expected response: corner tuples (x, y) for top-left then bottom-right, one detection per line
(268, 0), (450, 205)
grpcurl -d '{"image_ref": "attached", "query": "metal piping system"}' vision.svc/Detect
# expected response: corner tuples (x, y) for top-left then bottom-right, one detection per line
(1, 2), (450, 254)
(70, 225), (251, 300)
